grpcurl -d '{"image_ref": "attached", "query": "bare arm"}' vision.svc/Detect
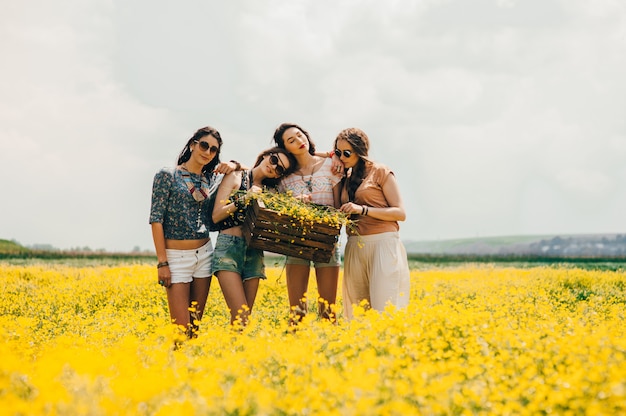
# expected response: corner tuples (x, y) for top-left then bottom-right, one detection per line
(338, 173), (406, 221)
(151, 222), (171, 287)
(314, 150), (332, 158)
(366, 173), (406, 222)
(314, 151), (344, 177)
(330, 153), (345, 176)
(212, 171), (242, 223)
(213, 160), (250, 175)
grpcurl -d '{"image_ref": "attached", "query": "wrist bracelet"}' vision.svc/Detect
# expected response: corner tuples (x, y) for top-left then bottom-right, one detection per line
(234, 194), (246, 209)
(157, 261), (169, 269)
(361, 205), (366, 215)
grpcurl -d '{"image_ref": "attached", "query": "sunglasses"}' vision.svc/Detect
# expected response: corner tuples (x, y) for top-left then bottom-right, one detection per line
(269, 153), (287, 176)
(195, 140), (219, 154)
(334, 149), (353, 158)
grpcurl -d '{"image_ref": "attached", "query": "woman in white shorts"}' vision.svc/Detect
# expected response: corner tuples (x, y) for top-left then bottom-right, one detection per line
(149, 126), (241, 338)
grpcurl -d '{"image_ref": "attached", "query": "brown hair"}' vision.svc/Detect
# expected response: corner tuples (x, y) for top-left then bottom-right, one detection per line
(272, 122), (316, 156)
(334, 127), (372, 202)
(252, 147), (297, 188)
(177, 126), (223, 174)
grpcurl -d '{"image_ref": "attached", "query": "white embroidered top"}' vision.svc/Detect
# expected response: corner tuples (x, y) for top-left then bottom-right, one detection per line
(278, 158), (341, 207)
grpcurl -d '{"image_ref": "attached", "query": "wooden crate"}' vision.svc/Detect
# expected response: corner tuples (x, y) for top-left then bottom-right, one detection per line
(242, 198), (341, 263)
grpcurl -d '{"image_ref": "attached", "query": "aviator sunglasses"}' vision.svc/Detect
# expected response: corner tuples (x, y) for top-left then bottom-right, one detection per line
(194, 140), (219, 154)
(269, 153), (287, 176)
(334, 148), (353, 158)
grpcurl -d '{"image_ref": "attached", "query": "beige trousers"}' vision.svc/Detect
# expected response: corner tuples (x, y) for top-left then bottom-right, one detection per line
(342, 231), (410, 320)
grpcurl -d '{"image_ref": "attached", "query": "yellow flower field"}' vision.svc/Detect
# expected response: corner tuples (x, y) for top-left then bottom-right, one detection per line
(1, 263), (625, 415)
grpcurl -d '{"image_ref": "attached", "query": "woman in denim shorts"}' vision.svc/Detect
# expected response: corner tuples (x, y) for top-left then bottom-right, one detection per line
(149, 126), (241, 338)
(212, 147), (296, 326)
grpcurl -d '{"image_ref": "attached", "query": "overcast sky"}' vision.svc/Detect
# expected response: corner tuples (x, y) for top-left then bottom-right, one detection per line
(1, 0), (625, 252)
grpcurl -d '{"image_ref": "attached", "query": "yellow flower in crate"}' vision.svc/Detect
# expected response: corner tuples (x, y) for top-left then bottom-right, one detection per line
(231, 189), (356, 262)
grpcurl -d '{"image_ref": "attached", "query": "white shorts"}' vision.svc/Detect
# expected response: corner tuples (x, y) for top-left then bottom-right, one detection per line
(166, 240), (213, 284)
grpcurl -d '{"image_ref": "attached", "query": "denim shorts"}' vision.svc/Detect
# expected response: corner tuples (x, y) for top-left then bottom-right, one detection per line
(212, 234), (266, 281)
(285, 244), (341, 268)
(165, 240), (213, 284)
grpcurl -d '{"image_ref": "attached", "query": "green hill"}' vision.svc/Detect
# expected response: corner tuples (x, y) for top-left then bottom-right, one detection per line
(0, 239), (30, 255)
(404, 234), (626, 259)
(404, 235), (552, 253)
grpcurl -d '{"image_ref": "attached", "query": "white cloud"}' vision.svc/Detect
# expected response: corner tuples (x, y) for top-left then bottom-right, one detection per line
(556, 169), (613, 197)
(1, 0), (626, 250)
(0, 1), (181, 251)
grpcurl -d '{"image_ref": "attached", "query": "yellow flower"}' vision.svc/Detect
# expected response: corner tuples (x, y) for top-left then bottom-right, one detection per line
(2, 264), (626, 414)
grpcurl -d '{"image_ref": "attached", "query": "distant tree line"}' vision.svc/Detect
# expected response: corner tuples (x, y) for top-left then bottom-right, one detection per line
(522, 235), (626, 258)
(1, 238), (155, 259)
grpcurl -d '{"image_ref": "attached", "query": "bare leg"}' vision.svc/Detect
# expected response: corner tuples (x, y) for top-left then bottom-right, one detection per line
(243, 277), (260, 312)
(315, 266), (339, 321)
(286, 264), (311, 325)
(185, 276), (212, 338)
(190, 276), (212, 320)
(166, 282), (191, 329)
(216, 271), (249, 325)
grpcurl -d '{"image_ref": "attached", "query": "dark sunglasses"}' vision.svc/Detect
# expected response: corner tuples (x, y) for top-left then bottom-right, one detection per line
(334, 149), (353, 158)
(269, 153), (287, 176)
(195, 140), (219, 154)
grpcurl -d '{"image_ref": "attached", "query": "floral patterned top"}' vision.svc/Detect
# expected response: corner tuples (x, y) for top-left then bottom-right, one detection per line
(149, 167), (219, 240)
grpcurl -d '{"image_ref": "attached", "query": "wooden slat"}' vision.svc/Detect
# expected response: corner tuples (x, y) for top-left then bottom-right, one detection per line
(248, 237), (333, 263)
(242, 198), (340, 262)
(249, 199), (341, 235)
(251, 228), (336, 250)
(249, 219), (338, 244)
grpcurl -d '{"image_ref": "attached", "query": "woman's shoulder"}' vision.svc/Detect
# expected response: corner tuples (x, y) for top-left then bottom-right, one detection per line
(154, 166), (178, 179)
(320, 156), (333, 166)
(371, 161), (390, 171)
(219, 169), (242, 186)
(368, 162), (393, 180)
(156, 166), (176, 174)
(317, 156), (334, 172)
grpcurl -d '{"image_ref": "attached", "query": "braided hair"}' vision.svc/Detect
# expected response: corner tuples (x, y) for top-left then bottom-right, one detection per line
(334, 127), (372, 202)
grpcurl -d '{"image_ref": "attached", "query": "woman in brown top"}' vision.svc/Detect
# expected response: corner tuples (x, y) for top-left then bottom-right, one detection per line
(335, 127), (411, 319)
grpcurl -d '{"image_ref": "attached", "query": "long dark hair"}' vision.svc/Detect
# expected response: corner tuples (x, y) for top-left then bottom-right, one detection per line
(177, 126), (223, 174)
(252, 147), (297, 188)
(334, 127), (372, 202)
(272, 122), (316, 155)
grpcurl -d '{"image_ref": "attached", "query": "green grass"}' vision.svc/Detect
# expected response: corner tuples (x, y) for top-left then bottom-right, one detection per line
(3, 237), (626, 270)
(407, 254), (626, 271)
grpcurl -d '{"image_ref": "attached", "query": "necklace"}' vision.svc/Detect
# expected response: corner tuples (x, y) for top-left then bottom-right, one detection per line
(299, 164), (315, 193)
(301, 173), (313, 192)
(180, 165), (209, 233)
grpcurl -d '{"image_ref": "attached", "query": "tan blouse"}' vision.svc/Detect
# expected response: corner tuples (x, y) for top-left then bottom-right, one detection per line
(340, 163), (399, 236)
